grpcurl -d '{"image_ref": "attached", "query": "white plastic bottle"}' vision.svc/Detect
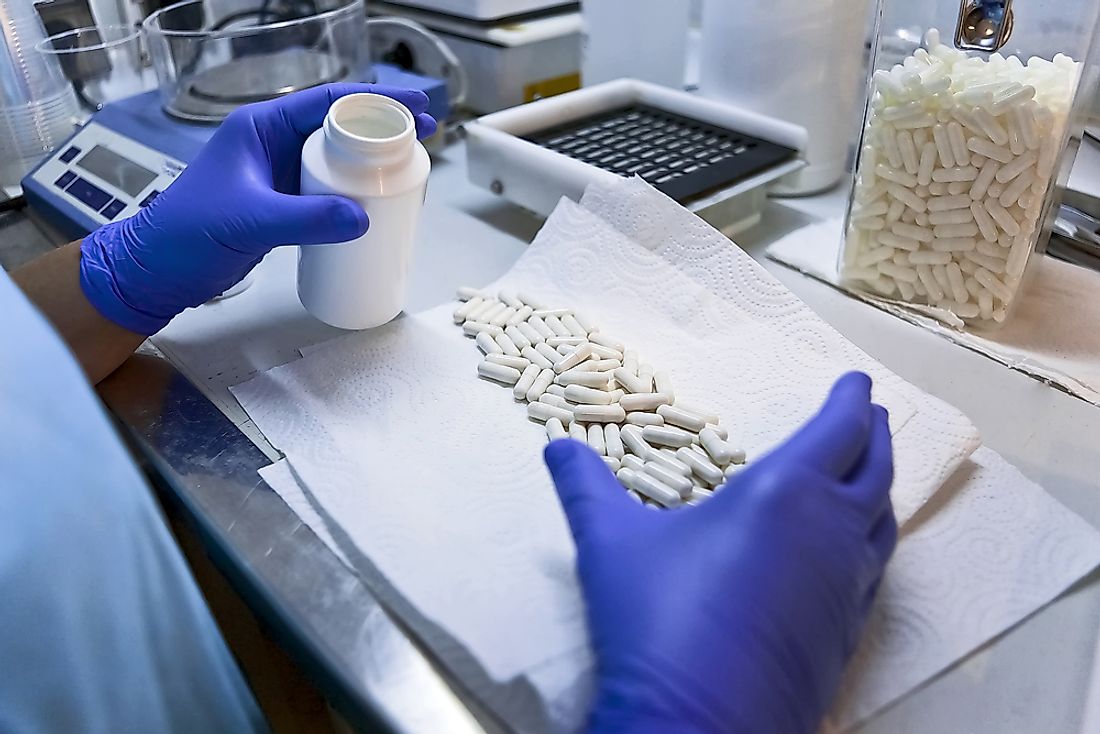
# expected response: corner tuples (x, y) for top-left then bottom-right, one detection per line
(297, 93), (430, 330)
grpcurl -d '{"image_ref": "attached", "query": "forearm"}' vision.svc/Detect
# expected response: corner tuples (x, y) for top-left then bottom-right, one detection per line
(12, 241), (144, 384)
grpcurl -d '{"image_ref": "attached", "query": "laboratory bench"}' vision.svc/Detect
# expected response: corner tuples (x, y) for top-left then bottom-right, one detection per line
(6, 137), (1100, 734)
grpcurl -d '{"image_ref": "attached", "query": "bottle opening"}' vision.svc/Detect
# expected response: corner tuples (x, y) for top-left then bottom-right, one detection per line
(329, 93), (414, 144)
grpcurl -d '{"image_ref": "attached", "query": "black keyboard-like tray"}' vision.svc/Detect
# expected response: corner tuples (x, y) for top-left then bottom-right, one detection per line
(523, 104), (798, 202)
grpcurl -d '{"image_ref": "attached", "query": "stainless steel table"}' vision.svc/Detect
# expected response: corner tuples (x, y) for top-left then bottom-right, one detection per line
(87, 139), (1100, 733)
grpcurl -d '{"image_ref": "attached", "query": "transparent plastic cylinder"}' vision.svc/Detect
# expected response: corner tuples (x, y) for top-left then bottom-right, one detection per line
(839, 0), (1100, 328)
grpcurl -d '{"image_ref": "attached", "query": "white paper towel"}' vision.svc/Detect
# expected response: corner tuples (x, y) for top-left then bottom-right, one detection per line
(233, 184), (985, 732)
(766, 217), (1100, 408)
(260, 442), (1100, 734)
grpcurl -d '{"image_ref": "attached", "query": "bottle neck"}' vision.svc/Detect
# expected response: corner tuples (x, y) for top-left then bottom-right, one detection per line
(323, 93), (417, 168)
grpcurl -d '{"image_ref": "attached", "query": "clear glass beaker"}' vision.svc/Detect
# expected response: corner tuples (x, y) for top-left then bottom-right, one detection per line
(35, 25), (155, 116)
(142, 0), (369, 123)
(840, 0), (1100, 328)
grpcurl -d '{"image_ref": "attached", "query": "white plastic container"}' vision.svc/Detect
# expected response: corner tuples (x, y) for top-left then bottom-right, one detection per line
(298, 93), (430, 330)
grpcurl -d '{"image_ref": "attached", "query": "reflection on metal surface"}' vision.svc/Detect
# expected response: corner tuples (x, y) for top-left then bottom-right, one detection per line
(97, 354), (489, 734)
(955, 0), (1014, 52)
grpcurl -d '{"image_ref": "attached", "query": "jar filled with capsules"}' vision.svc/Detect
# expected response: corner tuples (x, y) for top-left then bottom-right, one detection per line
(840, 0), (1100, 327)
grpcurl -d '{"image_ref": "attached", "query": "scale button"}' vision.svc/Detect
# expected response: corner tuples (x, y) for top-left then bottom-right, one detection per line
(66, 177), (112, 212)
(59, 146), (81, 163)
(139, 189), (161, 207)
(100, 199), (127, 220)
(54, 170), (77, 189)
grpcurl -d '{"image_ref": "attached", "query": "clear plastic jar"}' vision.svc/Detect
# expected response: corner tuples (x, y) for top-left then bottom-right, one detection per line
(840, 0), (1100, 327)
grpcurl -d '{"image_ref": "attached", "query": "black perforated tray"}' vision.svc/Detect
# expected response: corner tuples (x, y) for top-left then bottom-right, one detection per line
(523, 103), (798, 202)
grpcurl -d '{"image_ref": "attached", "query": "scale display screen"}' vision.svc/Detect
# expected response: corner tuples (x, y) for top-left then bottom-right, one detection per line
(76, 145), (157, 198)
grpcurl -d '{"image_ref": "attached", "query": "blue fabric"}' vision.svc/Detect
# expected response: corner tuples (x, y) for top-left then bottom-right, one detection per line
(544, 373), (898, 734)
(0, 270), (266, 733)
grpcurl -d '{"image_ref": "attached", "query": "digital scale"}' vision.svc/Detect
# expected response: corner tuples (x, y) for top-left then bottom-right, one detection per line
(23, 64), (449, 241)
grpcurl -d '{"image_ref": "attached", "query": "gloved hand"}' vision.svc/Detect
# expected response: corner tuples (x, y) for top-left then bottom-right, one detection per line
(79, 83), (437, 335)
(545, 372), (897, 734)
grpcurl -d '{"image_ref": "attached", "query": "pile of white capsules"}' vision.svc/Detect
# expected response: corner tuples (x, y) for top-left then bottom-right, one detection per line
(453, 287), (747, 509)
(842, 28), (1078, 324)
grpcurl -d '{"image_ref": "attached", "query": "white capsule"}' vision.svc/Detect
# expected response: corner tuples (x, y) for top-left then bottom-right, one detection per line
(699, 427), (734, 466)
(974, 108), (1009, 146)
(540, 393), (571, 410)
(856, 246), (896, 268)
(544, 315), (571, 337)
(489, 306), (517, 327)
(643, 461), (693, 498)
(534, 342), (561, 365)
(970, 201), (1000, 242)
(505, 325), (531, 351)
(463, 321), (503, 338)
(522, 345), (555, 370)
(573, 404), (627, 424)
(916, 142), (937, 186)
(466, 299), (501, 322)
(995, 151), (1037, 184)
(454, 296), (485, 323)
(589, 343), (624, 361)
(626, 412), (665, 427)
(985, 199), (1020, 236)
(877, 231), (920, 251)
(932, 124), (955, 167)
(651, 449), (693, 478)
(587, 358), (622, 372)
(622, 454), (647, 473)
(999, 170), (1034, 209)
(642, 425), (694, 449)
(555, 344), (574, 356)
(557, 314), (585, 338)
(897, 130), (919, 174)
(945, 262), (969, 303)
(655, 404), (707, 432)
(457, 286), (488, 302)
(546, 384), (566, 397)
(546, 336), (586, 348)
(888, 184), (927, 213)
(927, 194), (973, 212)
(886, 199), (906, 223)
(614, 367), (653, 394)
(676, 446), (724, 485)
(533, 309), (571, 318)
(604, 424), (625, 460)
(933, 222), (980, 239)
(506, 305), (534, 326)
(931, 166), (978, 183)
(479, 302), (510, 326)
(978, 290), (994, 321)
(947, 122), (969, 163)
(1014, 104), (1039, 149)
(928, 208), (974, 226)
(892, 222), (934, 242)
(620, 393), (673, 412)
(557, 370), (613, 389)
(526, 368), (556, 402)
(516, 291), (546, 309)
(587, 424), (607, 455)
(496, 291), (522, 308)
(616, 468), (681, 508)
(876, 164), (918, 187)
(620, 425), (655, 458)
(878, 261), (919, 282)
(485, 354), (529, 370)
(585, 333), (623, 352)
(603, 456), (622, 473)
(637, 364), (655, 389)
(494, 332), (521, 357)
(512, 363), (541, 400)
(528, 401), (574, 424)
(528, 315), (555, 340)
(968, 137), (1014, 164)
(897, 279), (917, 301)
(908, 250), (952, 265)
(546, 417), (568, 441)
(553, 343), (593, 374)
(626, 489), (645, 504)
(973, 267), (1014, 302)
(515, 321), (544, 345)
(477, 331), (503, 355)
(609, 388), (626, 402)
(564, 384), (614, 405)
(478, 361), (521, 385)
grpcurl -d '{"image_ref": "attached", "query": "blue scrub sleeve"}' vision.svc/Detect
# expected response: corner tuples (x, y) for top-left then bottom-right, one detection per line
(0, 269), (267, 733)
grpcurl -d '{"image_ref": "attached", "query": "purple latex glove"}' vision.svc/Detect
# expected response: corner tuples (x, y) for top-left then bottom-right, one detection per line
(545, 372), (897, 734)
(79, 83), (437, 335)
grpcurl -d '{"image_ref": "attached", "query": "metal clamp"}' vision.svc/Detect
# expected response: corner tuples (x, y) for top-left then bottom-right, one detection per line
(955, 0), (1015, 52)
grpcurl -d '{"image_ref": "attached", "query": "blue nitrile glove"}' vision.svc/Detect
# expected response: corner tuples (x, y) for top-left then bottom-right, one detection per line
(545, 372), (897, 734)
(79, 83), (437, 335)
